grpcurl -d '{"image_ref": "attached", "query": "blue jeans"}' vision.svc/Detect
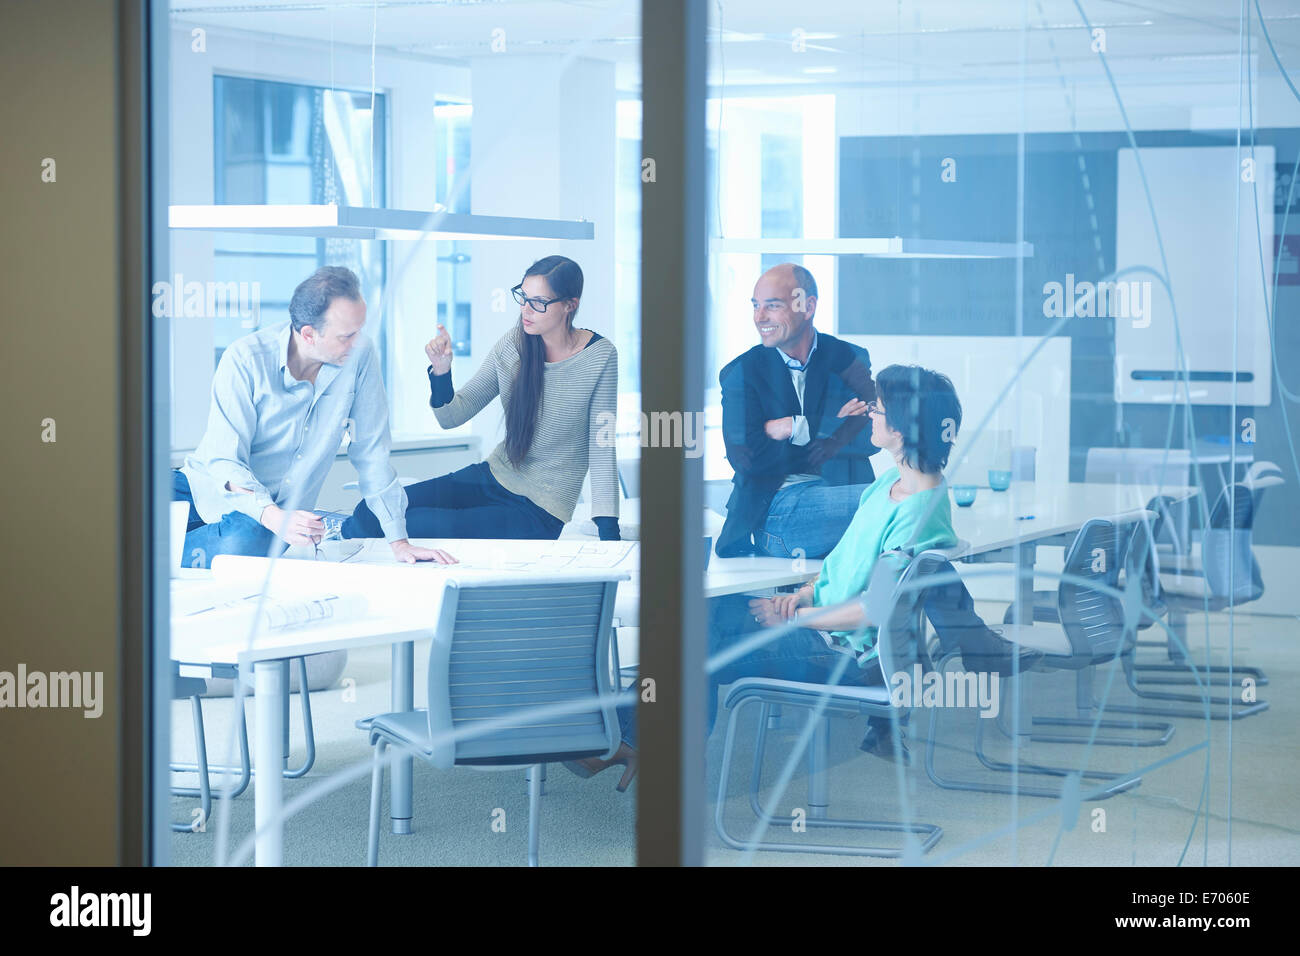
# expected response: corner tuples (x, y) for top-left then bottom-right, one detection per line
(756, 480), (868, 559)
(616, 592), (884, 747)
(171, 470), (284, 569)
(342, 462), (563, 540)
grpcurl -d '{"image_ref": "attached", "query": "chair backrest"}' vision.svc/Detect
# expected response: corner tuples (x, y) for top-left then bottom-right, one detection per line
(1145, 493), (1191, 554)
(902, 551), (1010, 665)
(1120, 517), (1164, 628)
(425, 576), (621, 769)
(1057, 518), (1133, 663)
(1208, 481), (1256, 530)
(862, 549), (930, 681)
(1201, 484), (1264, 603)
(1243, 460), (1284, 498)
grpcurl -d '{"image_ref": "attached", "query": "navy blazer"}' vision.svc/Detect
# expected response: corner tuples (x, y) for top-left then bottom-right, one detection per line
(716, 332), (877, 557)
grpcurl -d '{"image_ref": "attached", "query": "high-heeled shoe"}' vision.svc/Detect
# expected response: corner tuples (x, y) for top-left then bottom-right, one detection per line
(859, 720), (913, 767)
(562, 742), (638, 792)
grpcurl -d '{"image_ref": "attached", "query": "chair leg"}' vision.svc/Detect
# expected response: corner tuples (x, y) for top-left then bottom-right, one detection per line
(526, 764), (544, 867)
(975, 708), (1144, 783)
(171, 695), (214, 833)
(747, 703), (774, 820)
(284, 657), (317, 778)
(923, 659), (1141, 800)
(1131, 660), (1268, 686)
(367, 741), (388, 867)
(767, 703), (784, 730)
(524, 763), (547, 797)
(172, 693), (251, 800)
(715, 697), (941, 857)
(1132, 609), (1268, 686)
(174, 662), (310, 784)
(1108, 657), (1270, 720)
(999, 668), (1175, 746)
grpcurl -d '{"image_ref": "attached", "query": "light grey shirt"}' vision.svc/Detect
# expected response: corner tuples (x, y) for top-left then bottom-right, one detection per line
(181, 322), (408, 541)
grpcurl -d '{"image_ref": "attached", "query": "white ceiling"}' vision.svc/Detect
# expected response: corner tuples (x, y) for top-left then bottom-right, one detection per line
(170, 0), (1300, 93)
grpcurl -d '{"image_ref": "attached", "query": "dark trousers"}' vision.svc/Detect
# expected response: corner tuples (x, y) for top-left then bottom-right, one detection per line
(616, 592), (885, 747)
(341, 462), (563, 540)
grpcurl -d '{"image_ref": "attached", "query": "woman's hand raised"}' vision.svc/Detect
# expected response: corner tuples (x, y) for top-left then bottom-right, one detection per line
(425, 323), (453, 375)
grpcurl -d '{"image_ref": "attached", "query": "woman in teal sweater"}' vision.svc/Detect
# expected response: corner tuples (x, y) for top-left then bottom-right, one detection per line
(570, 365), (967, 790)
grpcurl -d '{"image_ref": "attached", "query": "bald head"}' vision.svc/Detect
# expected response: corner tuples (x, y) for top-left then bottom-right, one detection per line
(751, 262), (818, 358)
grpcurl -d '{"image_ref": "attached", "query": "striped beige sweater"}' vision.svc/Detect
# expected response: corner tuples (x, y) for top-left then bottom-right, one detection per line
(430, 326), (619, 523)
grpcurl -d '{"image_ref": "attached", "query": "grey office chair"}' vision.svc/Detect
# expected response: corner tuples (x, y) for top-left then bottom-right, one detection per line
(923, 526), (1161, 801)
(170, 656), (317, 833)
(1122, 479), (1274, 718)
(1091, 518), (1268, 720)
(169, 668), (248, 833)
(364, 574), (623, 867)
(994, 518), (1175, 750)
(713, 549), (943, 858)
(996, 513), (1261, 720)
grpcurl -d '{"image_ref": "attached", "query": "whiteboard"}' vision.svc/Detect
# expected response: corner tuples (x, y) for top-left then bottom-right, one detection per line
(1115, 145), (1273, 406)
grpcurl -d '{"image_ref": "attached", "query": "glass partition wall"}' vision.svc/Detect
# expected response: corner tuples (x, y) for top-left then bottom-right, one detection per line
(149, 0), (1300, 867)
(697, 0), (1299, 866)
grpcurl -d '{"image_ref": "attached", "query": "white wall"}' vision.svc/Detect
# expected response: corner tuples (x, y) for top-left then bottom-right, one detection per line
(466, 53), (616, 452)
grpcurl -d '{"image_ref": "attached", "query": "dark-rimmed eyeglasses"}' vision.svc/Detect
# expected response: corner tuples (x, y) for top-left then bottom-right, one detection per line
(511, 284), (566, 313)
(865, 400), (884, 416)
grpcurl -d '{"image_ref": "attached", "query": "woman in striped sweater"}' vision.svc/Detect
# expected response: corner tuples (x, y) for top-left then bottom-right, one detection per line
(341, 255), (620, 541)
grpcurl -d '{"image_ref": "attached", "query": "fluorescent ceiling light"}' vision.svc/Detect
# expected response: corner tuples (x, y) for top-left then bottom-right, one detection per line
(709, 236), (1033, 258)
(168, 204), (594, 241)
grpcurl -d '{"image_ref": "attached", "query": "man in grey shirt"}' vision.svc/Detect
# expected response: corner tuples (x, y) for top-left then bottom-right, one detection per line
(173, 266), (455, 567)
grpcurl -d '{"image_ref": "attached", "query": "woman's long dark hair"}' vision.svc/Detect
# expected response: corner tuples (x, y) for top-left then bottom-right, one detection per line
(505, 255), (583, 465)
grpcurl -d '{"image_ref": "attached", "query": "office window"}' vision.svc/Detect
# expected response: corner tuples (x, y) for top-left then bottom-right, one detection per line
(212, 75), (388, 368)
(615, 99), (643, 432)
(759, 130), (803, 273)
(703, 94), (836, 479)
(434, 101), (472, 357)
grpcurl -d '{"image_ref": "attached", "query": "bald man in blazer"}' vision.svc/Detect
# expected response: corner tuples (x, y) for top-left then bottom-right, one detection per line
(716, 263), (877, 559)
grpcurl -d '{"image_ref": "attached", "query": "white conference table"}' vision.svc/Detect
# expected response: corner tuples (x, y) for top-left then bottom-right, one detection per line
(947, 480), (1197, 615)
(336, 535), (823, 622)
(171, 479), (1191, 866)
(171, 561), (446, 867)
(568, 480), (1197, 619)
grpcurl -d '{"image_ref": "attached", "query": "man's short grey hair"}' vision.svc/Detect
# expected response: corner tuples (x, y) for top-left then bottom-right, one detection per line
(289, 266), (361, 333)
